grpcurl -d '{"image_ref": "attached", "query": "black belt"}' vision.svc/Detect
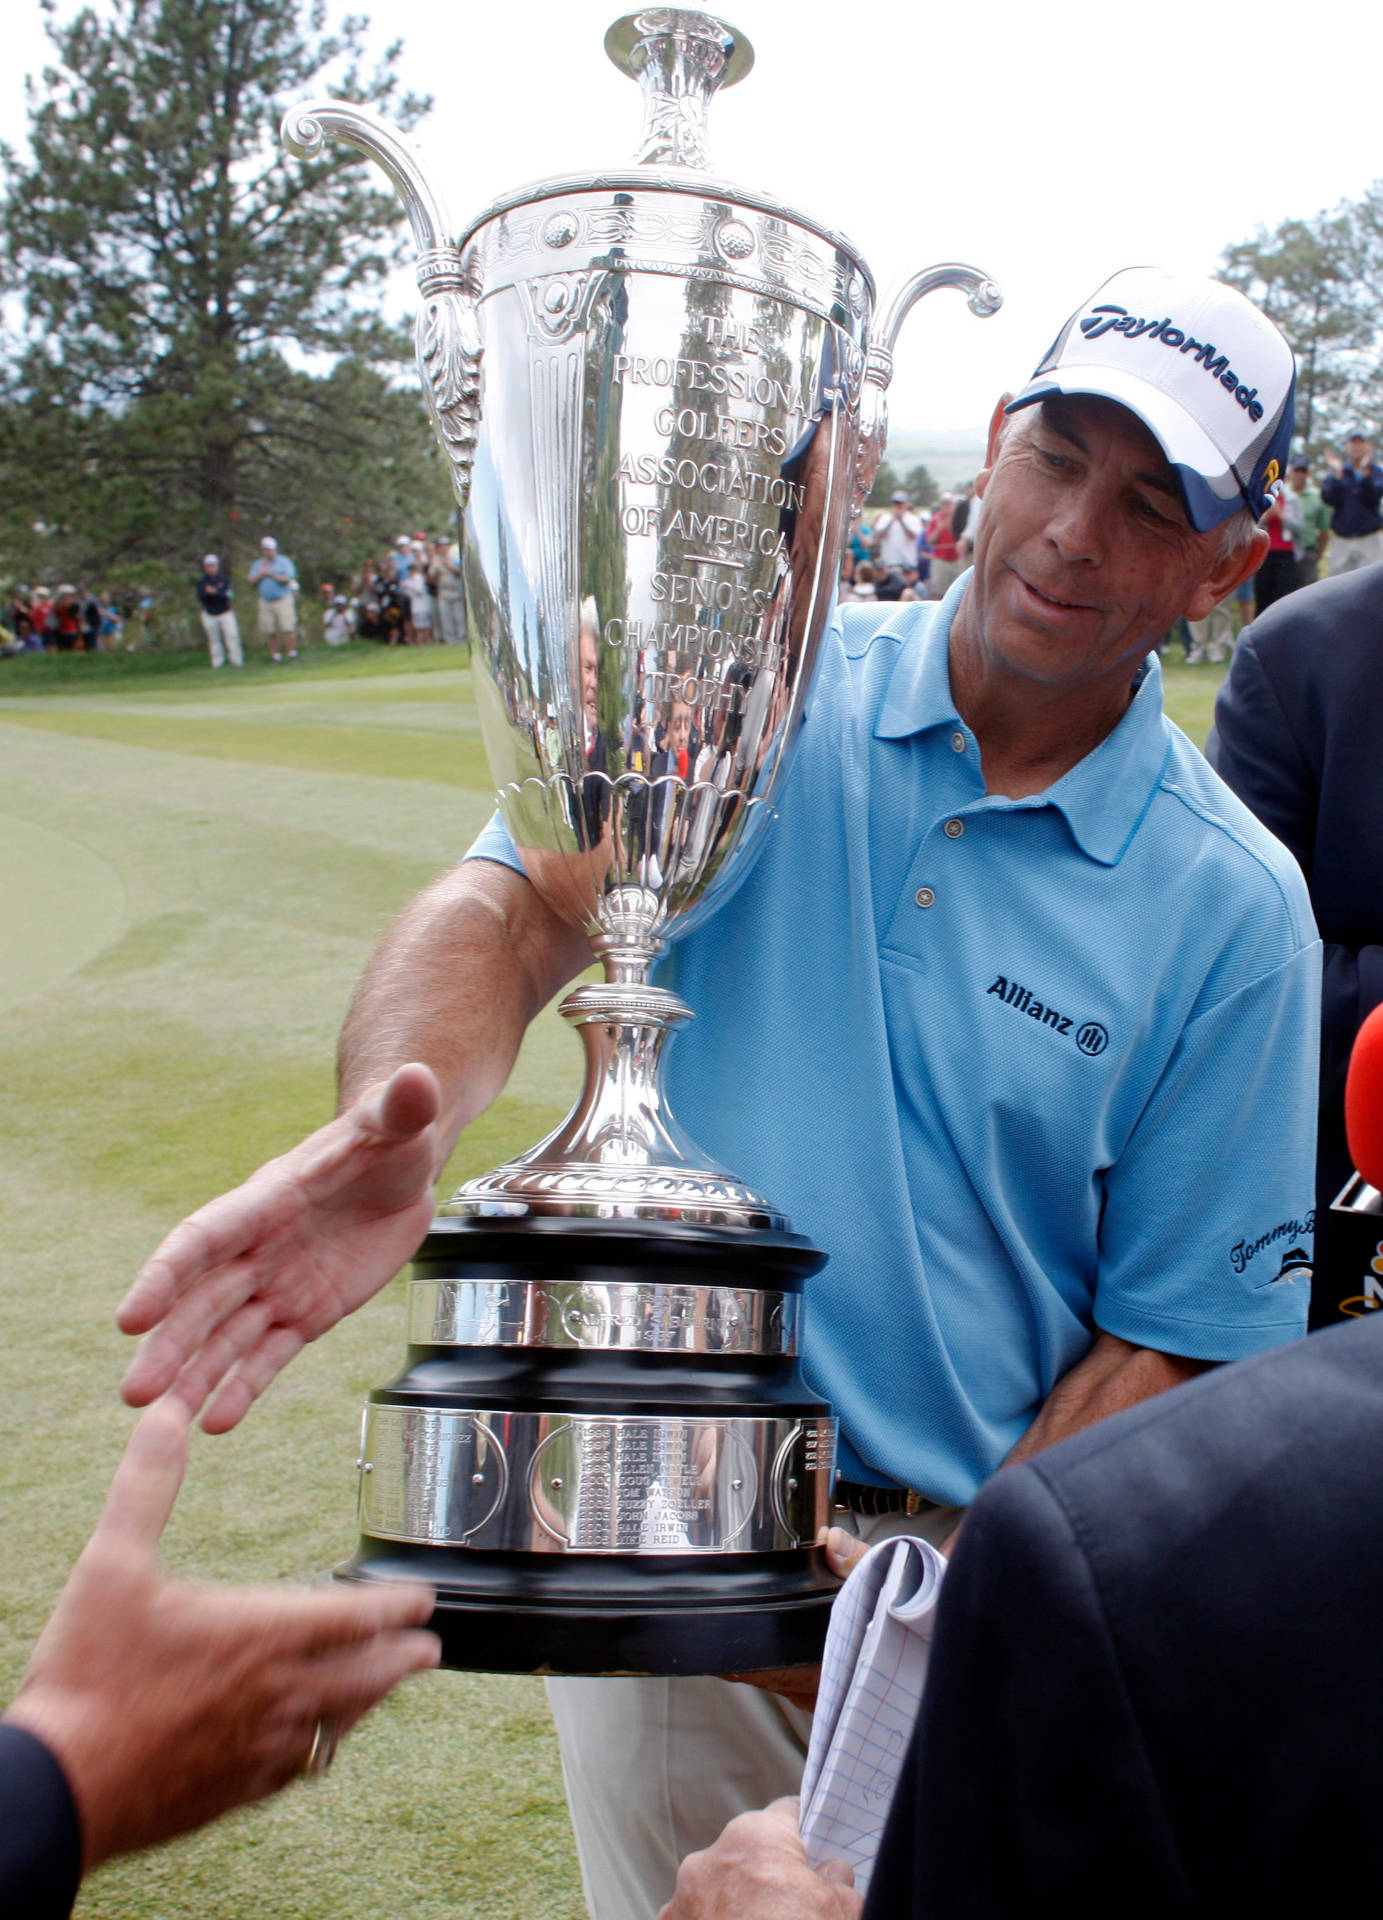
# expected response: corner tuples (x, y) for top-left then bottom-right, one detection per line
(832, 1477), (931, 1518)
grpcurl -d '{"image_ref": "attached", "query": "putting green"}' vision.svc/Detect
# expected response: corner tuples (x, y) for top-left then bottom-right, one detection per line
(0, 818), (127, 1014)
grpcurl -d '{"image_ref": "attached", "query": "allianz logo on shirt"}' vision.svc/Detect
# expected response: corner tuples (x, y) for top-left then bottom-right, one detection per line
(986, 975), (1108, 1056)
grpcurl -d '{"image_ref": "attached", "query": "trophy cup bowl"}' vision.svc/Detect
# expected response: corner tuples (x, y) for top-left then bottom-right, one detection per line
(282, 8), (999, 1674)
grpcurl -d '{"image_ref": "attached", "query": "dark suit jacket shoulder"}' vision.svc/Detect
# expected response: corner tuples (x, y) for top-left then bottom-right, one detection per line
(865, 1316), (1383, 1916)
(0, 1724), (82, 1918)
(1206, 567), (1383, 1275)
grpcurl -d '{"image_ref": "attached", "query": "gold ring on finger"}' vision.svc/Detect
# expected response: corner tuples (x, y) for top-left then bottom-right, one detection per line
(299, 1716), (339, 1779)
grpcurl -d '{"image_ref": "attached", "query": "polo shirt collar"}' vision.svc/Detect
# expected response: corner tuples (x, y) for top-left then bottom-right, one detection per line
(874, 573), (1172, 867)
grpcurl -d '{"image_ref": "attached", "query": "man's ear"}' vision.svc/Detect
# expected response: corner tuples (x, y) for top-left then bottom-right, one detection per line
(974, 393), (1016, 500)
(1184, 525), (1269, 623)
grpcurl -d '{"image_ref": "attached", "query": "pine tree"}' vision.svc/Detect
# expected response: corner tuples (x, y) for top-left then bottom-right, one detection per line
(1, 0), (449, 582)
(864, 459), (901, 509)
(902, 463), (938, 509)
(1222, 206), (1378, 453)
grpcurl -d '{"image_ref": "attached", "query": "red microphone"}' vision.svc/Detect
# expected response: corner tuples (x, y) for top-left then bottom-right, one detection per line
(1345, 1003), (1383, 1193)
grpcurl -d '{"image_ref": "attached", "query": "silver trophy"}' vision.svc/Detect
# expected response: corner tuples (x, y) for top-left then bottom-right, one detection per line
(283, 10), (998, 1673)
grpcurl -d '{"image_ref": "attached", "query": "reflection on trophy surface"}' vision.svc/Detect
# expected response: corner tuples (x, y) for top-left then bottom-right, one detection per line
(282, 8), (999, 1674)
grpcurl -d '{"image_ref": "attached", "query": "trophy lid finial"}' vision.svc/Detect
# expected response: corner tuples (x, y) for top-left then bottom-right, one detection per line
(604, 10), (754, 170)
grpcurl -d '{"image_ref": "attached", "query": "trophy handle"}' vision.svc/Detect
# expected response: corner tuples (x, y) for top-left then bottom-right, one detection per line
(281, 100), (481, 507)
(853, 262), (1003, 520)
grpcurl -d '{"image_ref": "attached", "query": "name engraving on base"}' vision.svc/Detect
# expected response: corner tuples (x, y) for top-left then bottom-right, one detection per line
(357, 1408), (837, 1554)
(529, 1420), (758, 1551)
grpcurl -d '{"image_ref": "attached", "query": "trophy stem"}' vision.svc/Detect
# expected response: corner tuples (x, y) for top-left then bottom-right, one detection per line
(553, 981), (699, 1165)
(444, 975), (787, 1227)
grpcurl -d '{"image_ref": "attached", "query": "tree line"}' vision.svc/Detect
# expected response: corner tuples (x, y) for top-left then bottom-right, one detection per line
(4, 0), (1382, 598)
(0, 0), (452, 599)
(1220, 191), (1383, 454)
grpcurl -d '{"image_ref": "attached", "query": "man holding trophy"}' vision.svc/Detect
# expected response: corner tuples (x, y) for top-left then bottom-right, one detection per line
(110, 13), (1318, 1918)
(118, 262), (1320, 1917)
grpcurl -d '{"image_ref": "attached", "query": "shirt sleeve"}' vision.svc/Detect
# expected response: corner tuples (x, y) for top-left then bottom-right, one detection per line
(464, 808), (525, 875)
(1093, 942), (1321, 1359)
(0, 1725), (83, 1919)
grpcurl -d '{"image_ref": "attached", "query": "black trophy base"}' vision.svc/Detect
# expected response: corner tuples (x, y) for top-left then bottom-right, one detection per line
(338, 1541), (841, 1675)
(343, 1215), (841, 1675)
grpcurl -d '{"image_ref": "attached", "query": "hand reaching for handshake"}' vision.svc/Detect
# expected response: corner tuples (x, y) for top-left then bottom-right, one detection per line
(2, 1398), (439, 1877)
(117, 1063), (442, 1432)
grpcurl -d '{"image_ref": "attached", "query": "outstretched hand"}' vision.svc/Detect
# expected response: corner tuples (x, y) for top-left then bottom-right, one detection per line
(2, 1399), (438, 1868)
(118, 1063), (442, 1431)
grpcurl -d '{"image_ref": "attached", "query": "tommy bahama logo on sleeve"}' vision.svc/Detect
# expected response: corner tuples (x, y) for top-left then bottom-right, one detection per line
(986, 975), (1108, 1055)
(1229, 1211), (1315, 1277)
(1078, 305), (1266, 423)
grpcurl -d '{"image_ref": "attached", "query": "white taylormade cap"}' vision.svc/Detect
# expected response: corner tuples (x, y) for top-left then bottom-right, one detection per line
(1006, 267), (1296, 531)
(203, 553), (218, 566)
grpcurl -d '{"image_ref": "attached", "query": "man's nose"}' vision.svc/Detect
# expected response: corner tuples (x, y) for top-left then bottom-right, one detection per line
(1045, 483), (1107, 565)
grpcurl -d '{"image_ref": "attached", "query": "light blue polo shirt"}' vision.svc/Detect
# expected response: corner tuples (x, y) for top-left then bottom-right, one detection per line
(467, 578), (1321, 1505)
(250, 554), (297, 601)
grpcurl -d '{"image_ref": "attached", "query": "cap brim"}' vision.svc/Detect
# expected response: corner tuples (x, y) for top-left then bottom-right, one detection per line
(1006, 365), (1248, 532)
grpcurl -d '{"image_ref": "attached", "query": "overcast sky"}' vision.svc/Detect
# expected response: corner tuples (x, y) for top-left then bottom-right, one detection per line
(6, 0), (1383, 435)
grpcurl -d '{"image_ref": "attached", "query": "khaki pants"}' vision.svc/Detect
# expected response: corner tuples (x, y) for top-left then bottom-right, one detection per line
(256, 594), (297, 638)
(1326, 531), (1383, 576)
(547, 1499), (962, 1920)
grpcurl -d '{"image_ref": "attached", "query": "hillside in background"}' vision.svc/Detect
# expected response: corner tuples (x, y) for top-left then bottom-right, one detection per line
(885, 427), (988, 491)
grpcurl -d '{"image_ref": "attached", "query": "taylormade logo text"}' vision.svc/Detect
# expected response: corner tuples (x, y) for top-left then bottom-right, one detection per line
(1078, 305), (1266, 423)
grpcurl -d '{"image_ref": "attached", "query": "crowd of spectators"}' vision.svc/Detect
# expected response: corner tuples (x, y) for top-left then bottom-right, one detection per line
(1178, 443), (1374, 664)
(3, 584), (123, 653)
(839, 440), (1378, 667)
(4, 444), (1375, 672)
(838, 484), (981, 606)
(349, 532), (465, 648)
(0, 528), (465, 664)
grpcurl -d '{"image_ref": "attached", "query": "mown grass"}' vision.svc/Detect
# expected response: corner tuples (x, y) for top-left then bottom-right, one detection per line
(0, 637), (468, 695)
(0, 636), (1228, 1917)
(0, 645), (587, 1920)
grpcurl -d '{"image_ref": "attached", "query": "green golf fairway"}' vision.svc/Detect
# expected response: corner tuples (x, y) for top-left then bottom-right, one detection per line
(0, 648), (587, 1919)
(0, 642), (1227, 1917)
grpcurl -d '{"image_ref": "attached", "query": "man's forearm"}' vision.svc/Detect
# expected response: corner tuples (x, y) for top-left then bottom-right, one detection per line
(1005, 1330), (1212, 1470)
(337, 857), (589, 1172)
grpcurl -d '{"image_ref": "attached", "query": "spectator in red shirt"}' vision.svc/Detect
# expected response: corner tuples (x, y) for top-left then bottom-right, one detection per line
(1255, 488), (1298, 616)
(45, 588), (83, 652)
(925, 495), (962, 600)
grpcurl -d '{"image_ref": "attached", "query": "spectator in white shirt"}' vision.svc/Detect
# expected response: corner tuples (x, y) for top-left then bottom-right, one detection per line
(872, 491), (923, 585)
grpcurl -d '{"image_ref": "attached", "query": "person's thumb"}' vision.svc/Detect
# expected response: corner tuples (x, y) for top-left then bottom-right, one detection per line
(362, 1061), (440, 1143)
(90, 1396), (190, 1557)
(818, 1858), (857, 1888)
(819, 1525), (868, 1579)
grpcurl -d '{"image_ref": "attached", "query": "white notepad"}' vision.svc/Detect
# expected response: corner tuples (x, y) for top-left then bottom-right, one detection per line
(799, 1535), (948, 1896)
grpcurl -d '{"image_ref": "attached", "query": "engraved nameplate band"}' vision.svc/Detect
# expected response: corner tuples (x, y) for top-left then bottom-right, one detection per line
(358, 1406), (835, 1553)
(406, 1277), (798, 1355)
